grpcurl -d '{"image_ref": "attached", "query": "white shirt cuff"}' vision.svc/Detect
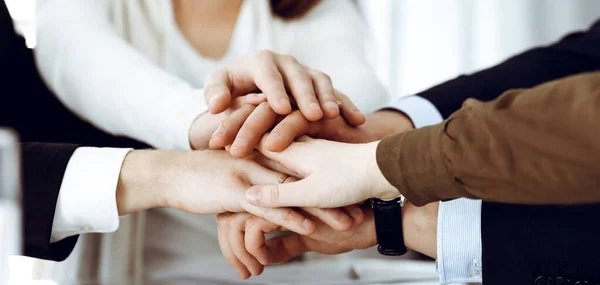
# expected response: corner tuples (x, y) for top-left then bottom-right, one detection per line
(436, 198), (483, 284)
(50, 147), (132, 243)
(385, 96), (444, 128)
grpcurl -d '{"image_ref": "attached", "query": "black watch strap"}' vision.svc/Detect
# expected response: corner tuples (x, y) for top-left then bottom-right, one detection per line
(371, 197), (407, 256)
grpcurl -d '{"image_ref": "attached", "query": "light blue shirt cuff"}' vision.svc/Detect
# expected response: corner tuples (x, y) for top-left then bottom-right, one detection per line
(385, 95), (444, 128)
(437, 199), (483, 284)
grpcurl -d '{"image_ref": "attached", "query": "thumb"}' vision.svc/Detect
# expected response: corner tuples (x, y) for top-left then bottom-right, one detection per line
(245, 177), (326, 208)
(255, 135), (313, 177)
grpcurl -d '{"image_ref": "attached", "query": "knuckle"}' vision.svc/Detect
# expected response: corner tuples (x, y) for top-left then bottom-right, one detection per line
(245, 216), (259, 230)
(226, 213), (237, 225)
(256, 49), (275, 60)
(311, 70), (332, 82)
(279, 54), (299, 64)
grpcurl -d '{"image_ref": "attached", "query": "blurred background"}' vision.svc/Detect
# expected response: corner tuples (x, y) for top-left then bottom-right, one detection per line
(359, 0), (600, 97)
(4, 0), (600, 284)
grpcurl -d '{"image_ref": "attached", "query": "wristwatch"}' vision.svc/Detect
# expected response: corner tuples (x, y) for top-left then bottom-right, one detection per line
(371, 196), (407, 256)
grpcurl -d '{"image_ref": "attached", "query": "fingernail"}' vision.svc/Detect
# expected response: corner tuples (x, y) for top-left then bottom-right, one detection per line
(268, 132), (280, 140)
(324, 101), (339, 111)
(336, 100), (342, 106)
(303, 219), (313, 231)
(209, 94), (221, 107)
(246, 187), (262, 205)
(257, 93), (266, 98)
(309, 102), (320, 111)
(231, 138), (248, 150)
(279, 98), (291, 109)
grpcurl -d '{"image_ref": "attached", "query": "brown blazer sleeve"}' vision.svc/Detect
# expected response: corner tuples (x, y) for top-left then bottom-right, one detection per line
(376, 72), (600, 206)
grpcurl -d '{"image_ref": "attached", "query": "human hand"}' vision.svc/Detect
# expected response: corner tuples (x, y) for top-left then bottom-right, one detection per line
(115, 149), (363, 235)
(208, 92), (365, 158)
(217, 201), (440, 279)
(259, 109), (415, 151)
(203, 50), (366, 122)
(189, 94), (266, 150)
(210, 106), (416, 158)
(244, 136), (398, 209)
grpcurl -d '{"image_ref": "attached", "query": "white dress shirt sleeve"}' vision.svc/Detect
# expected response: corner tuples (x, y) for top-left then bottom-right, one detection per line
(35, 0), (206, 150)
(50, 147), (132, 243)
(386, 95), (483, 284)
(386, 95), (444, 128)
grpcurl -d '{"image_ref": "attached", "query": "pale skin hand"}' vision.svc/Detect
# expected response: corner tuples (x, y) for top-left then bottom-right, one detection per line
(189, 94), (266, 150)
(244, 135), (399, 209)
(240, 109), (417, 207)
(208, 90), (366, 158)
(114, 149), (364, 236)
(217, 201), (439, 279)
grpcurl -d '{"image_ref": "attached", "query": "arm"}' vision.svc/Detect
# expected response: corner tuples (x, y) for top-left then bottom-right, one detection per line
(34, 0), (206, 150)
(377, 72), (600, 206)
(21, 143), (80, 261)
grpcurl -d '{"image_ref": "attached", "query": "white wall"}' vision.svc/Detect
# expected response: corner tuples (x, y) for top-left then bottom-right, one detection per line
(360, 0), (600, 97)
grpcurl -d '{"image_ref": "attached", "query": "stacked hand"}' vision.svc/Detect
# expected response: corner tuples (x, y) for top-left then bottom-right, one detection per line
(188, 50), (366, 153)
(179, 49), (425, 280)
(116, 149), (365, 237)
(217, 201), (439, 279)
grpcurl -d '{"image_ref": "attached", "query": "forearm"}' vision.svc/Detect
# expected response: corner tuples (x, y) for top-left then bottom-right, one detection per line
(377, 72), (600, 205)
(35, 0), (206, 150)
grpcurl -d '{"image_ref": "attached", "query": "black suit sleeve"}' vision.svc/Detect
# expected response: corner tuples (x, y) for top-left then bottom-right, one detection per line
(481, 203), (600, 285)
(21, 143), (80, 261)
(417, 20), (600, 118)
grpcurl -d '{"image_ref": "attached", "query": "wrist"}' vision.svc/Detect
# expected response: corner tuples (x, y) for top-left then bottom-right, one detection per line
(361, 141), (399, 200)
(116, 150), (175, 215)
(402, 201), (438, 258)
(366, 110), (415, 140)
(189, 110), (225, 150)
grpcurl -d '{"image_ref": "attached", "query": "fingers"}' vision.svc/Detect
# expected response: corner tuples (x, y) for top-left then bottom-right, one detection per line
(245, 177), (325, 208)
(253, 51), (292, 115)
(255, 135), (314, 176)
(264, 110), (311, 152)
(244, 216), (282, 265)
(308, 69), (339, 119)
(343, 205), (365, 227)
(301, 207), (356, 231)
(204, 69), (234, 114)
(242, 202), (316, 235)
(262, 233), (309, 264)
(276, 56), (323, 121)
(243, 159), (295, 186)
(209, 104), (256, 150)
(335, 91), (365, 126)
(216, 213), (251, 279)
(226, 213), (265, 276)
(229, 102), (277, 158)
